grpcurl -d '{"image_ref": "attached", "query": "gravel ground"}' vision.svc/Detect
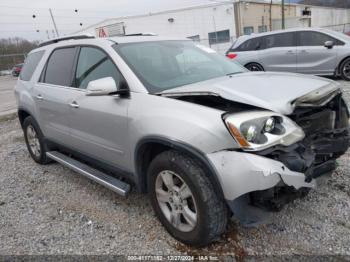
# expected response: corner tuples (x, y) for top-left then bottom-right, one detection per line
(0, 79), (349, 258)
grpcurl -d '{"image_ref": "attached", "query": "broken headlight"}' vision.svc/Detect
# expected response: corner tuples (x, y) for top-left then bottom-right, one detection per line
(224, 111), (305, 151)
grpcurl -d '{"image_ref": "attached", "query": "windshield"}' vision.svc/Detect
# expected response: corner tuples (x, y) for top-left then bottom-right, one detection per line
(325, 29), (350, 42)
(113, 41), (246, 93)
(333, 32), (350, 41)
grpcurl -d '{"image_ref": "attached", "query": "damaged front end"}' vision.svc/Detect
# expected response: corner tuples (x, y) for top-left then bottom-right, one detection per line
(250, 93), (350, 212)
(162, 81), (349, 225)
(210, 93), (349, 226)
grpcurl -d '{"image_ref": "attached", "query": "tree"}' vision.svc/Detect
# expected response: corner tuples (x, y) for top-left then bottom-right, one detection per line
(0, 37), (39, 70)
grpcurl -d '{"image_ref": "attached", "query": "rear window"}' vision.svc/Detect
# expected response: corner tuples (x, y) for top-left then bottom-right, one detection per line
(43, 47), (77, 86)
(20, 51), (45, 81)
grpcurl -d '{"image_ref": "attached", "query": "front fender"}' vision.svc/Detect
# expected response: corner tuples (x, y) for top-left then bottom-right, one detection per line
(128, 92), (238, 157)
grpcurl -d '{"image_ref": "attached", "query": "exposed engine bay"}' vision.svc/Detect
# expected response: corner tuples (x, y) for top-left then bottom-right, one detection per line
(260, 94), (349, 181)
(170, 92), (350, 213)
(251, 94), (350, 211)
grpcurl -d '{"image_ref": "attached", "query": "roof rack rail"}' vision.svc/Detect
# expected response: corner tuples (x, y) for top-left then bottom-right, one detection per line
(124, 32), (157, 36)
(39, 34), (95, 47)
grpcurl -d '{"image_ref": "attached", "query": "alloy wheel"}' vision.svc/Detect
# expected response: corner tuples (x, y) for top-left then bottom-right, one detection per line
(27, 125), (41, 157)
(155, 170), (197, 232)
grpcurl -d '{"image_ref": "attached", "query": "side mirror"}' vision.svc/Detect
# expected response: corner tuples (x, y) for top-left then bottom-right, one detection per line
(324, 41), (334, 49)
(86, 77), (118, 96)
(113, 77), (130, 98)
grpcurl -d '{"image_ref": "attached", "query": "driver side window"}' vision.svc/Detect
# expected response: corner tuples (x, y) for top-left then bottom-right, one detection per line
(297, 31), (341, 46)
(75, 47), (121, 89)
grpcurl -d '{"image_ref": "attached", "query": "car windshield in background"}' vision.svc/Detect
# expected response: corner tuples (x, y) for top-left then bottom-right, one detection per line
(326, 30), (350, 42)
(113, 41), (246, 93)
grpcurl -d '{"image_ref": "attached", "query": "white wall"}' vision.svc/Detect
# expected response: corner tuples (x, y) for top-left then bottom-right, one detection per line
(297, 5), (350, 32)
(78, 3), (236, 54)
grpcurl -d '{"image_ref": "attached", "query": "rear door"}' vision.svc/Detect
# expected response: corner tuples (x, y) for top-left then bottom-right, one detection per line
(67, 46), (129, 168)
(33, 47), (78, 146)
(258, 32), (297, 72)
(296, 31), (338, 74)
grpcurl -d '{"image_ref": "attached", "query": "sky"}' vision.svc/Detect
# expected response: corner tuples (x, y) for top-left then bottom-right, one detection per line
(0, 0), (216, 41)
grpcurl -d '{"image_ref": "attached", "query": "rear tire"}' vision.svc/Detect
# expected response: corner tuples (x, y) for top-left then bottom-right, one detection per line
(147, 150), (228, 246)
(340, 58), (350, 81)
(23, 116), (51, 164)
(245, 62), (264, 72)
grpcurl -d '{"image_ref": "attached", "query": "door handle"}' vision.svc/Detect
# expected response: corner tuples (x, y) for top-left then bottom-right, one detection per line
(300, 50), (308, 53)
(69, 101), (79, 108)
(36, 94), (44, 100)
(286, 50), (295, 54)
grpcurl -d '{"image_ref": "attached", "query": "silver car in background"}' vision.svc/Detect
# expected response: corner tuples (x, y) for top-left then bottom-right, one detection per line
(226, 28), (350, 80)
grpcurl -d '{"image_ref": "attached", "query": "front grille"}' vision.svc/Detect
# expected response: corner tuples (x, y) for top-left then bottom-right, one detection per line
(291, 94), (349, 133)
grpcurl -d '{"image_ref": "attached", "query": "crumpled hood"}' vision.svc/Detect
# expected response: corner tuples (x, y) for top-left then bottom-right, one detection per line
(160, 72), (340, 115)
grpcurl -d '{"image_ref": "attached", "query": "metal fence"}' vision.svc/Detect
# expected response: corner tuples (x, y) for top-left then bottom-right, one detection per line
(321, 23), (350, 34)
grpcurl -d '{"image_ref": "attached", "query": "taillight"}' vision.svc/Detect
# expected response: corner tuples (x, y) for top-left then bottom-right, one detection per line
(226, 53), (237, 59)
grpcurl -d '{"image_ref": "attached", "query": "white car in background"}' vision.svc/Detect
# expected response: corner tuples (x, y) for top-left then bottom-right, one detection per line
(226, 28), (350, 80)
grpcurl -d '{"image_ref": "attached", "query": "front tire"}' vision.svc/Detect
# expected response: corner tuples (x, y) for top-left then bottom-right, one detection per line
(23, 116), (51, 164)
(147, 150), (228, 246)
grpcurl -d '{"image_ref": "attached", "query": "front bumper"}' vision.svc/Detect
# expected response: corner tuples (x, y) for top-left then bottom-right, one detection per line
(207, 151), (316, 202)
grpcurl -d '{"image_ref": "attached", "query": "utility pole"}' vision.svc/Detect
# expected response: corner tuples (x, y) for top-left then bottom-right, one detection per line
(212, 15), (218, 47)
(269, 0), (273, 31)
(281, 0), (285, 29)
(49, 8), (59, 37)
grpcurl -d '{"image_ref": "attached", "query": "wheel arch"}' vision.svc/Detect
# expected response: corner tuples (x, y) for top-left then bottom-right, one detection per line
(18, 108), (32, 128)
(134, 136), (225, 200)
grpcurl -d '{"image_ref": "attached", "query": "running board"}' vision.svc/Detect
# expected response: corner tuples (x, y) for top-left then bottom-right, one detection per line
(46, 151), (130, 197)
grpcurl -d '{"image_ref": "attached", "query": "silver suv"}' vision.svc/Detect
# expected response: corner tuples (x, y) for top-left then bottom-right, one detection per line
(15, 35), (350, 246)
(226, 28), (350, 80)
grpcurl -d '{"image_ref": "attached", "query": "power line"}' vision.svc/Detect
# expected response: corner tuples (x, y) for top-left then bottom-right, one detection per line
(0, 29), (72, 32)
(0, 5), (121, 14)
(0, 13), (110, 19)
(0, 22), (85, 25)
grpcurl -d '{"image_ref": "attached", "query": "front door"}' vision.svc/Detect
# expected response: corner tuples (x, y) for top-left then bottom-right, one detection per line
(67, 46), (129, 168)
(296, 31), (338, 75)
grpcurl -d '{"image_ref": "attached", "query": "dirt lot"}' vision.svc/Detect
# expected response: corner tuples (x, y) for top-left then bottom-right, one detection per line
(0, 79), (349, 258)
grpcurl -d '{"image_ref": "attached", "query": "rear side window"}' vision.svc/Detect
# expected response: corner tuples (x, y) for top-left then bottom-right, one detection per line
(74, 47), (120, 89)
(20, 51), (44, 81)
(236, 38), (261, 51)
(43, 47), (77, 86)
(297, 31), (344, 46)
(262, 32), (296, 49)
